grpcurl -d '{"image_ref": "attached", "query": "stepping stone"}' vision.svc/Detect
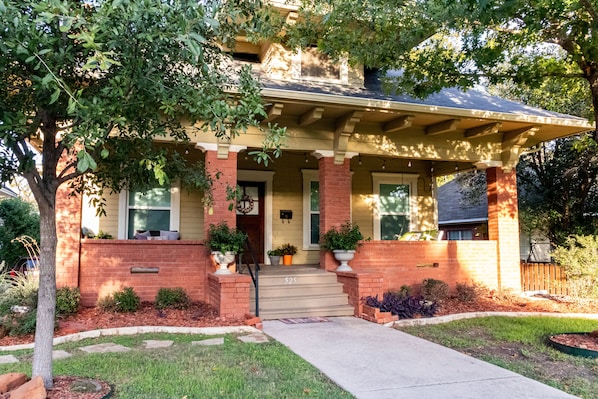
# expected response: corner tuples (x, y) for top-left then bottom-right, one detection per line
(191, 337), (224, 346)
(0, 355), (19, 364)
(52, 350), (72, 360)
(237, 333), (269, 344)
(142, 340), (174, 349)
(79, 343), (131, 354)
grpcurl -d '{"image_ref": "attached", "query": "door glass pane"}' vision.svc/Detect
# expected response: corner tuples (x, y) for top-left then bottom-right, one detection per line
(380, 184), (409, 214)
(310, 214), (320, 245)
(236, 186), (259, 215)
(310, 181), (319, 211)
(380, 215), (409, 240)
(128, 210), (170, 238)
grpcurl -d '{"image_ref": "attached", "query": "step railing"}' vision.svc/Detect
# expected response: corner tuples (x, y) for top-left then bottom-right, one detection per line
(237, 237), (260, 316)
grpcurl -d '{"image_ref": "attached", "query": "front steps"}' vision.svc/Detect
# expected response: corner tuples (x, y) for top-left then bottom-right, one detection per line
(250, 266), (355, 320)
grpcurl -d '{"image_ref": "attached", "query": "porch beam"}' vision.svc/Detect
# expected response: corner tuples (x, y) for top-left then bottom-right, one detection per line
(334, 111), (363, 164)
(263, 103), (284, 123)
(501, 126), (540, 171)
(383, 115), (414, 133)
(425, 119), (460, 135)
(299, 106), (325, 126)
(464, 122), (502, 138)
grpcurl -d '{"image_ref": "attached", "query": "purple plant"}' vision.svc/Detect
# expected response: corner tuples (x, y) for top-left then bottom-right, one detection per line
(362, 291), (439, 319)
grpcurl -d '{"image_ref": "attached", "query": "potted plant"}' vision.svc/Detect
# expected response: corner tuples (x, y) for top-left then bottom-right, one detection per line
(279, 243), (297, 266)
(320, 221), (364, 271)
(205, 222), (248, 274)
(267, 248), (283, 266)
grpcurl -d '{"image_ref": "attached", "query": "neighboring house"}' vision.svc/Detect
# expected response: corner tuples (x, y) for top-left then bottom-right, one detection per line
(437, 178), (488, 241)
(54, 4), (591, 318)
(437, 178), (551, 262)
(0, 185), (17, 200)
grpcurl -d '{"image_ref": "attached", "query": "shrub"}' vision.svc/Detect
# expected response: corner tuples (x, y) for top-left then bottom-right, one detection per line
(98, 287), (140, 312)
(0, 271), (39, 335)
(552, 235), (598, 299)
(363, 291), (439, 319)
(319, 221), (364, 251)
(454, 282), (481, 303)
(56, 287), (81, 316)
(155, 287), (190, 310)
(420, 278), (450, 303)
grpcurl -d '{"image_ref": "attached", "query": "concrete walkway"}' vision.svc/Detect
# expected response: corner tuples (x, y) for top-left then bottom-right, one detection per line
(263, 317), (578, 399)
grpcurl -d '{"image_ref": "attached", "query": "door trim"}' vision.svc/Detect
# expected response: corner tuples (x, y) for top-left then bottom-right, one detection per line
(238, 170), (275, 264)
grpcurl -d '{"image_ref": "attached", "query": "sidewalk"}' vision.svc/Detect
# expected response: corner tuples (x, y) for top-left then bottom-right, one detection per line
(262, 317), (578, 399)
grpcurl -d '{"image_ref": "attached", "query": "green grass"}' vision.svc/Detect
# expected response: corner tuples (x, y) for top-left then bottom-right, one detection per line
(399, 316), (598, 399)
(0, 333), (354, 399)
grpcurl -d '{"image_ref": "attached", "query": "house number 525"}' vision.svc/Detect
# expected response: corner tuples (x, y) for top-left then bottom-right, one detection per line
(285, 277), (297, 284)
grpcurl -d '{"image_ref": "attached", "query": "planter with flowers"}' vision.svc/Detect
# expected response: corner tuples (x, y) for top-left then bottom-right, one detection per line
(320, 221), (365, 271)
(279, 243), (297, 266)
(205, 222), (247, 274)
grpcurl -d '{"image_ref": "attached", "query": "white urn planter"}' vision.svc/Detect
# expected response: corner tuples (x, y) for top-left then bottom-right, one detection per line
(212, 251), (236, 274)
(333, 249), (355, 271)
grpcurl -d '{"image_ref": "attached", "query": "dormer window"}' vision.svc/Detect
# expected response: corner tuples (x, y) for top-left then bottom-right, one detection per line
(291, 47), (349, 84)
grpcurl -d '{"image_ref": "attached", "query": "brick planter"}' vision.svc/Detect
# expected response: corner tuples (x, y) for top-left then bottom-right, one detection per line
(361, 304), (398, 324)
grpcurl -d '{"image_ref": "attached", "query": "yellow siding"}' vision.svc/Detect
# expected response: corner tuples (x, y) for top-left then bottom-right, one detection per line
(179, 190), (204, 240)
(96, 191), (119, 238)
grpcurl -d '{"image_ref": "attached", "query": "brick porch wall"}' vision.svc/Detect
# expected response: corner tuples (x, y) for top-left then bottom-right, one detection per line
(55, 184), (82, 288)
(78, 240), (211, 306)
(336, 240), (499, 302)
(208, 273), (252, 319)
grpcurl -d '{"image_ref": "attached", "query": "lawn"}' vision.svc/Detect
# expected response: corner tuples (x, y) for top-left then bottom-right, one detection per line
(398, 316), (598, 399)
(0, 333), (354, 398)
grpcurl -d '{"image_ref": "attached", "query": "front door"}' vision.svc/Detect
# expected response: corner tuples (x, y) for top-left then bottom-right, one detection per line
(236, 181), (265, 263)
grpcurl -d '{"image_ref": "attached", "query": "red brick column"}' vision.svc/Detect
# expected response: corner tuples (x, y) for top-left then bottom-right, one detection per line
(487, 167), (521, 292)
(203, 151), (238, 235)
(318, 156), (352, 270)
(55, 175), (82, 289)
(207, 273), (252, 319)
(336, 271), (384, 316)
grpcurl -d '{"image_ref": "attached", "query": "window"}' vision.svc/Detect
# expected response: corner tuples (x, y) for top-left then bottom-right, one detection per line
(291, 47), (349, 84)
(447, 230), (473, 240)
(372, 173), (419, 240)
(118, 184), (180, 239)
(302, 170), (320, 249)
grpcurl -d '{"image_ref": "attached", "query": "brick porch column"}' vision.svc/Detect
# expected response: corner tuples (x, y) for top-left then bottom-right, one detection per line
(55, 164), (82, 288)
(487, 167), (521, 292)
(202, 149), (238, 234)
(316, 153), (352, 271)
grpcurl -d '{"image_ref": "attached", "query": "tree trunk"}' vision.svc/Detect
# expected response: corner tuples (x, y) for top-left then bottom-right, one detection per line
(31, 197), (57, 389)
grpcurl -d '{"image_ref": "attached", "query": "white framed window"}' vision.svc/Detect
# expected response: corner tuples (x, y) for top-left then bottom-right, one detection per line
(372, 173), (419, 240)
(302, 170), (320, 250)
(291, 47), (349, 84)
(447, 230), (473, 240)
(118, 184), (180, 239)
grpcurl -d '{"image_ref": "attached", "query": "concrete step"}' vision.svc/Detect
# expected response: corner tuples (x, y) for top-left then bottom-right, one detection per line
(256, 272), (339, 286)
(251, 283), (345, 298)
(256, 293), (351, 311)
(256, 305), (355, 320)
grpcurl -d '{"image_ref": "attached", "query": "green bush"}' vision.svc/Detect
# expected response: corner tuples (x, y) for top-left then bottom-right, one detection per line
(0, 271), (39, 335)
(98, 287), (140, 312)
(552, 235), (598, 299)
(420, 278), (450, 303)
(155, 287), (190, 310)
(56, 287), (81, 316)
(455, 282), (481, 303)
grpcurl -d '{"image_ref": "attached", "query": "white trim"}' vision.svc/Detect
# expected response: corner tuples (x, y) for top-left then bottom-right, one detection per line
(302, 169), (320, 250)
(372, 172), (419, 240)
(118, 182), (180, 239)
(238, 170), (275, 263)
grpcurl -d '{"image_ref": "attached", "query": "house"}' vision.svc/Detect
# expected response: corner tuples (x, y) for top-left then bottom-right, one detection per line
(437, 177), (552, 262)
(54, 5), (591, 319)
(0, 185), (17, 200)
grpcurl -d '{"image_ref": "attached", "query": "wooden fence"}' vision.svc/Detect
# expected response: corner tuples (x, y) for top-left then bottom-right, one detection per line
(520, 262), (569, 295)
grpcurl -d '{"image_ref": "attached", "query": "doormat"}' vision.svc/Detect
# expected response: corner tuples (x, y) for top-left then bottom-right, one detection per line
(278, 317), (329, 324)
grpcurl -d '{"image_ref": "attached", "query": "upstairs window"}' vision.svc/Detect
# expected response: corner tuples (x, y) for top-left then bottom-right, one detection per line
(292, 47), (349, 84)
